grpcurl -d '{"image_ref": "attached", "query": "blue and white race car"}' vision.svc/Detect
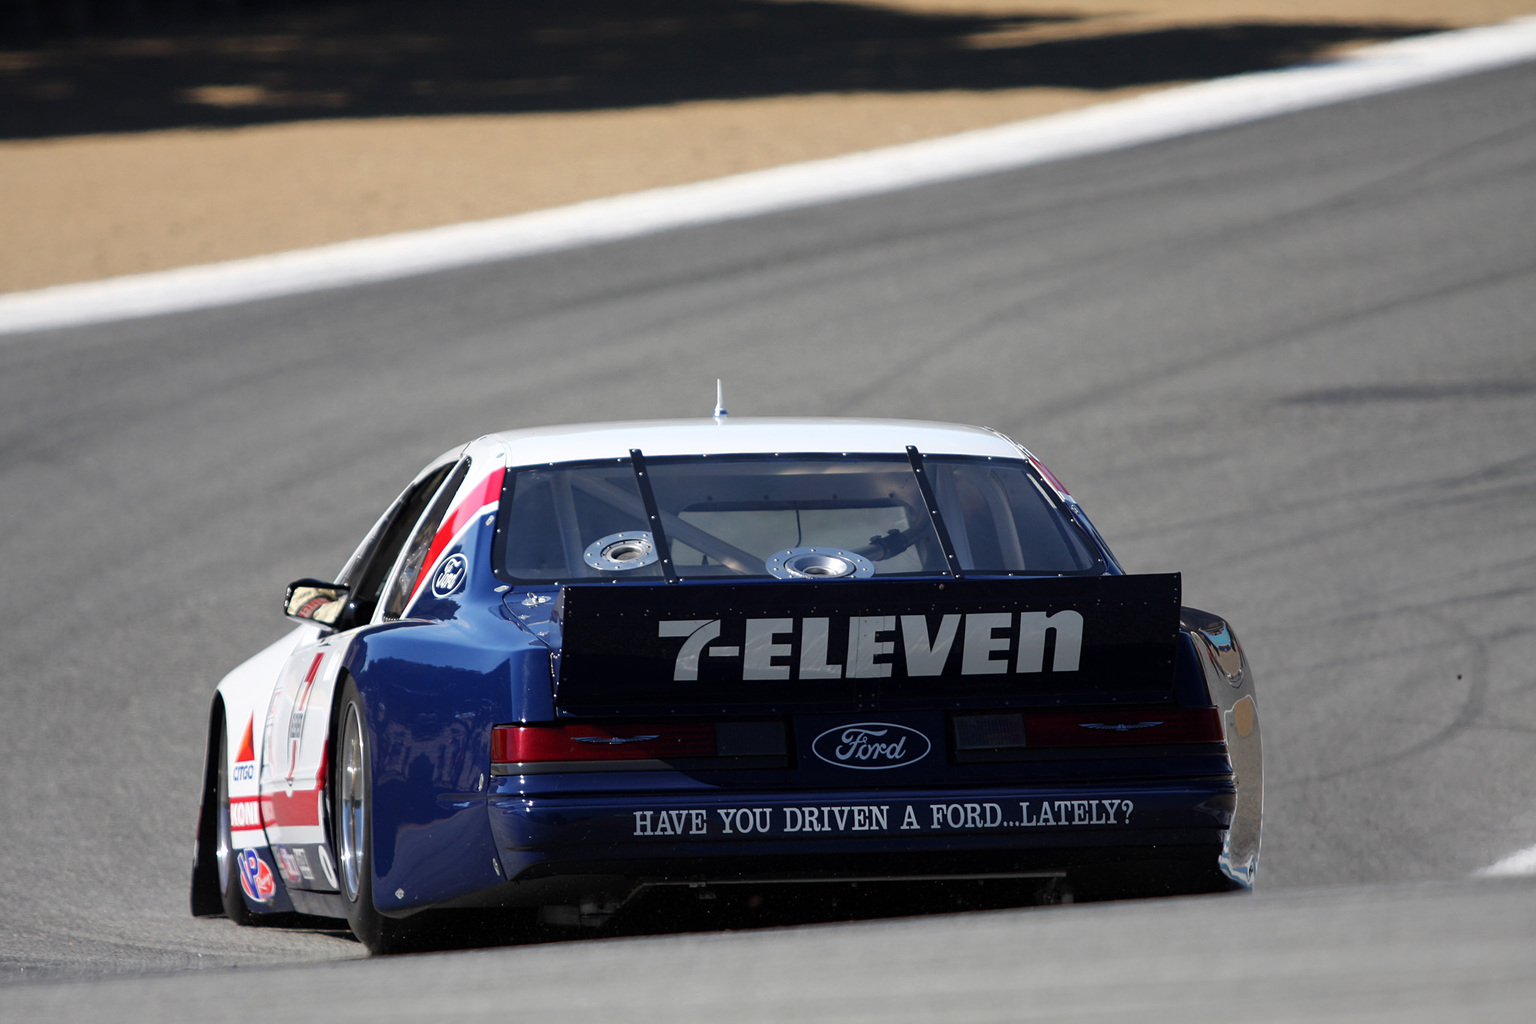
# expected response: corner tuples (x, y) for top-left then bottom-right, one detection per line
(191, 416), (1261, 953)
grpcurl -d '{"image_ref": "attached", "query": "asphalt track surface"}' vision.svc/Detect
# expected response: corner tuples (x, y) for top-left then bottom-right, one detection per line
(2, 60), (1535, 1020)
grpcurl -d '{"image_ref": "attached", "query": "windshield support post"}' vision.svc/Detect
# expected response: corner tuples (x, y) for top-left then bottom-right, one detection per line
(629, 448), (680, 584)
(906, 445), (965, 578)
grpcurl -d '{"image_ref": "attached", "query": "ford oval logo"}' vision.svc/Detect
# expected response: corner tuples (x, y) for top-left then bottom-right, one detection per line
(811, 722), (930, 770)
(430, 553), (469, 598)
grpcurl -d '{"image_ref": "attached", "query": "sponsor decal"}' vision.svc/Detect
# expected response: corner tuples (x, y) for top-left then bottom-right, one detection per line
(274, 845), (303, 887)
(235, 715), (255, 763)
(237, 849), (276, 903)
(274, 845), (316, 885)
(232, 713), (256, 782)
(556, 576), (1181, 715)
(229, 796), (263, 831)
(811, 723), (930, 770)
(658, 611), (1084, 682)
(430, 553), (469, 598)
(292, 846), (315, 881)
(632, 799), (1135, 837)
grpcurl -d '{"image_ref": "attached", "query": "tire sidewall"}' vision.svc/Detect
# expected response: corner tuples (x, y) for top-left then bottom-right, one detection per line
(216, 714), (258, 925)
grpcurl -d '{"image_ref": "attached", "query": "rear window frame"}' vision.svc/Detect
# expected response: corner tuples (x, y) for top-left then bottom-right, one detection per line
(490, 452), (1106, 585)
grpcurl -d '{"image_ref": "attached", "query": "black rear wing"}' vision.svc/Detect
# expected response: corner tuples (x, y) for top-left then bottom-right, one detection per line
(553, 574), (1181, 716)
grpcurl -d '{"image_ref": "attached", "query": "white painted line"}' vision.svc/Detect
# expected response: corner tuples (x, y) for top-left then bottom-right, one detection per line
(1476, 844), (1536, 877)
(4, 17), (1536, 338)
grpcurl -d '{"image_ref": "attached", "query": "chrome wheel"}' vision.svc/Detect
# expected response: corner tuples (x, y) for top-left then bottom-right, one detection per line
(339, 702), (367, 903)
(332, 681), (414, 953)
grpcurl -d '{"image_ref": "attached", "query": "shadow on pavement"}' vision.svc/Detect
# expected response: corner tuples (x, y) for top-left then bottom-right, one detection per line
(0, 0), (1440, 140)
(331, 871), (1227, 956)
(351, 878), (1079, 955)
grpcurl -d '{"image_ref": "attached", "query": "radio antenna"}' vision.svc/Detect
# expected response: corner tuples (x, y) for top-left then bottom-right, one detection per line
(713, 379), (728, 424)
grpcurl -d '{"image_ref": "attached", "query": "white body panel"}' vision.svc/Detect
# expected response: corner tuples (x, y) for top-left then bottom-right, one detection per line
(258, 634), (345, 853)
(214, 626), (316, 850)
(478, 418), (1024, 468)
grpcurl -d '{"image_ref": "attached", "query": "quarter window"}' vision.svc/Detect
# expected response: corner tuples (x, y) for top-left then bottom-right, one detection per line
(382, 458), (472, 620)
(336, 462), (456, 628)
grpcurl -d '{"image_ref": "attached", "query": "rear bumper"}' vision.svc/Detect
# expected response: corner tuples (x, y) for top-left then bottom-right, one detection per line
(472, 779), (1235, 907)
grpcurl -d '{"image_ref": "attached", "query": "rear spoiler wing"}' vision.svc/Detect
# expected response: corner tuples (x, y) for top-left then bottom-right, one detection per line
(554, 574), (1181, 716)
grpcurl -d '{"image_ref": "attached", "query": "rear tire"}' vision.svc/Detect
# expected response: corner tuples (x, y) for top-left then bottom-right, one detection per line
(334, 679), (417, 954)
(215, 718), (258, 926)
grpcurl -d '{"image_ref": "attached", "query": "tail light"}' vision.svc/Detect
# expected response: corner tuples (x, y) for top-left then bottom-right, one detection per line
(492, 721), (785, 773)
(954, 707), (1223, 754)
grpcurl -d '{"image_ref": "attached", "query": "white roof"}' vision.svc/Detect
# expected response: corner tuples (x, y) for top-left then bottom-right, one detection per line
(480, 417), (1025, 468)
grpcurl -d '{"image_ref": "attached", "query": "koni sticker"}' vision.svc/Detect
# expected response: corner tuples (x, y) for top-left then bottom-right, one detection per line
(229, 796), (263, 831)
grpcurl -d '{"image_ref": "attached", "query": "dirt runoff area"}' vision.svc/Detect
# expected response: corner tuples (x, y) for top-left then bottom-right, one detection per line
(1, 0), (1532, 294)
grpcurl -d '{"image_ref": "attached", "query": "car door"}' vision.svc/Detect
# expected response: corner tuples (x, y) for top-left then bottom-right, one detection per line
(257, 458), (460, 892)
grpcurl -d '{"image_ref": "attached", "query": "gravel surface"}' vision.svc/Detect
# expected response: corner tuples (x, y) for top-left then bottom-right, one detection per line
(1, 0), (1532, 291)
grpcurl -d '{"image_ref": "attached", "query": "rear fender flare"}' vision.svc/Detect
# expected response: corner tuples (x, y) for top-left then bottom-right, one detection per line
(339, 622), (529, 916)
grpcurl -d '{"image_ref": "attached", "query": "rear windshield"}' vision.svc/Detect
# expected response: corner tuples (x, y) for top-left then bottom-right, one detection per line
(497, 454), (1101, 582)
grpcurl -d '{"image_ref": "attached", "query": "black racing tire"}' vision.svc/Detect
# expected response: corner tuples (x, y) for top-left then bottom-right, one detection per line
(333, 678), (417, 955)
(215, 716), (258, 926)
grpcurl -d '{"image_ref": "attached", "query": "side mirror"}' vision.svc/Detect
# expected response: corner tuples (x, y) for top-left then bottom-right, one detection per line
(284, 579), (351, 628)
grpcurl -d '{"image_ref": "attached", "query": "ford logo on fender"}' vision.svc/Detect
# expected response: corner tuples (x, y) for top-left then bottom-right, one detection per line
(812, 723), (930, 770)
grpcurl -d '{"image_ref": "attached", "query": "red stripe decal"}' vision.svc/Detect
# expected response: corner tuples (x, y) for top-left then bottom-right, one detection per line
(262, 787), (322, 829)
(407, 468), (505, 603)
(1027, 454), (1072, 501)
(296, 653), (324, 712)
